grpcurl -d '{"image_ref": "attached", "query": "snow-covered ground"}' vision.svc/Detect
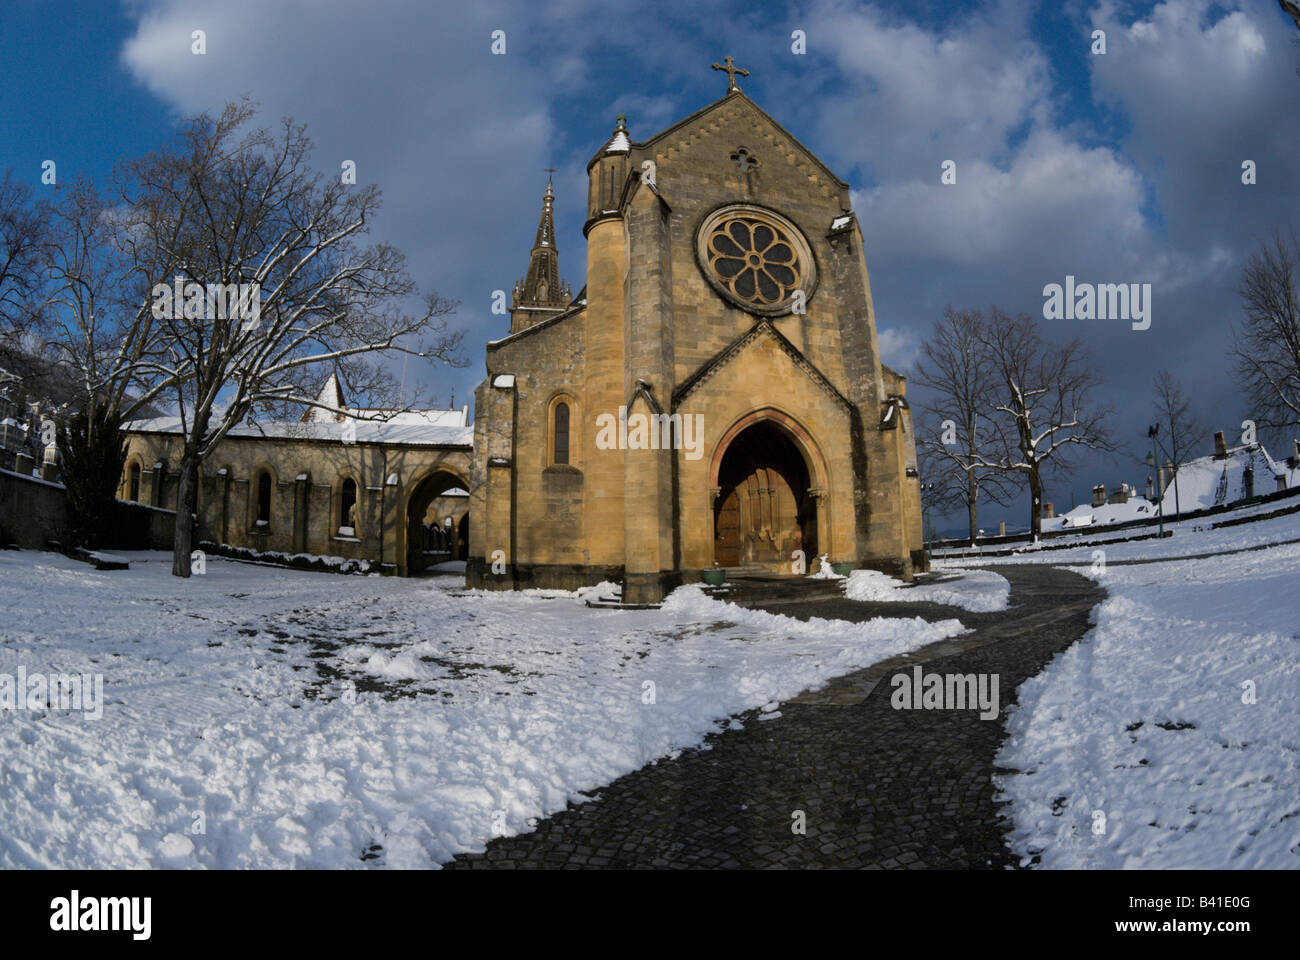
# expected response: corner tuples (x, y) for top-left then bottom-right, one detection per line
(845, 568), (1010, 612)
(994, 513), (1300, 868)
(936, 490), (1300, 561)
(0, 550), (965, 869)
(938, 503), (1300, 567)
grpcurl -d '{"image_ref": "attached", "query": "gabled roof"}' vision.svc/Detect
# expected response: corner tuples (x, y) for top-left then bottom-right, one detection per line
(301, 372), (347, 422)
(673, 319), (852, 409)
(635, 90), (850, 196)
(487, 299), (587, 350)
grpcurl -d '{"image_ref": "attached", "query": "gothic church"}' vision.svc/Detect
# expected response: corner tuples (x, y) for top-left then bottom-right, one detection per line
(468, 60), (925, 603)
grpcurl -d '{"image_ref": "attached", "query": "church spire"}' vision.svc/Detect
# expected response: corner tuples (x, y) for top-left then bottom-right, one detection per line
(511, 174), (572, 333)
(534, 169), (557, 249)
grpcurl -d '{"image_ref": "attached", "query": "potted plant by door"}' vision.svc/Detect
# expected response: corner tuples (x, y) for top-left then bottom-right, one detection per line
(701, 562), (726, 586)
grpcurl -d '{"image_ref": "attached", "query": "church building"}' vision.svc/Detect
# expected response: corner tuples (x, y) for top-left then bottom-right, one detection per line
(468, 59), (925, 603)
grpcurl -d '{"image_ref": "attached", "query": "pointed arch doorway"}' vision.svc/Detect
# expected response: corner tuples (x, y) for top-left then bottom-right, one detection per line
(710, 410), (827, 571)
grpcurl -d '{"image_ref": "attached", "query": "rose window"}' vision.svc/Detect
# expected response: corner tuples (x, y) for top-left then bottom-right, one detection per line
(696, 206), (816, 315)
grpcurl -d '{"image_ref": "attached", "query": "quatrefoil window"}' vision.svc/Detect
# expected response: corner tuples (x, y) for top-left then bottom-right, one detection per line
(696, 205), (816, 315)
(730, 147), (758, 174)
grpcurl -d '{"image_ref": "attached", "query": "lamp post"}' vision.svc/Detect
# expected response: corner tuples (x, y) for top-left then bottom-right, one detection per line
(1147, 424), (1164, 538)
(921, 481), (936, 566)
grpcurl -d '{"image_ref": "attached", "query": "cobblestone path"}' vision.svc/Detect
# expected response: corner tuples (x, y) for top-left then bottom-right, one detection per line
(444, 565), (1103, 869)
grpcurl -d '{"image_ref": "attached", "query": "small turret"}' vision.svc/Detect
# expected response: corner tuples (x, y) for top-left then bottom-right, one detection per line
(585, 114), (631, 235)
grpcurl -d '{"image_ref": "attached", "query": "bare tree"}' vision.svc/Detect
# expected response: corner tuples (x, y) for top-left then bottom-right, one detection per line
(1285, 0), (1300, 76)
(0, 169), (50, 358)
(1150, 368), (1206, 515)
(43, 179), (178, 416)
(1282, 0), (1300, 31)
(973, 308), (1113, 541)
(912, 306), (1019, 544)
(1231, 232), (1300, 438)
(39, 177), (184, 545)
(120, 101), (462, 576)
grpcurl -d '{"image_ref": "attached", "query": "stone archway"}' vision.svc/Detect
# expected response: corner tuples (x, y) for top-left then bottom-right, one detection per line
(403, 469), (469, 575)
(709, 411), (826, 570)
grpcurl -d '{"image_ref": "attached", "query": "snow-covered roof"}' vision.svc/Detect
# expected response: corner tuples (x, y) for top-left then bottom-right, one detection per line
(1042, 495), (1157, 532)
(349, 406), (469, 428)
(298, 374), (468, 429)
(124, 416), (472, 448)
(1160, 443), (1293, 514)
(301, 373), (347, 422)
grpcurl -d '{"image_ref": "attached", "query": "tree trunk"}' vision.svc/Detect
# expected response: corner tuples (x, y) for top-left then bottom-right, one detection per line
(967, 470), (978, 546)
(1029, 470), (1043, 542)
(171, 450), (199, 577)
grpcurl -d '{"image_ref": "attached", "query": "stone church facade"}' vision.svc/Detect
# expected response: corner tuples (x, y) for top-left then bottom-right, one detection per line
(119, 375), (473, 576)
(468, 64), (925, 603)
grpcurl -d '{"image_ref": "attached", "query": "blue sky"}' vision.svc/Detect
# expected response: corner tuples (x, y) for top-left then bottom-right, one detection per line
(3, 0), (1298, 528)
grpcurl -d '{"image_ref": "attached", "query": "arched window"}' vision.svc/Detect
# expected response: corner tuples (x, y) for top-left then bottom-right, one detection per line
(339, 478), (357, 535)
(553, 401), (570, 465)
(256, 471), (272, 525)
(128, 463), (140, 502)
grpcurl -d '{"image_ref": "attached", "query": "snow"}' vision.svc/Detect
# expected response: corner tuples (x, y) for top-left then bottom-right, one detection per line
(808, 555), (843, 579)
(0, 467), (64, 490)
(830, 215), (853, 230)
(424, 560), (466, 573)
(845, 568), (1010, 612)
(1159, 443), (1293, 514)
(1041, 495), (1155, 533)
(298, 375), (468, 430)
(995, 513), (1300, 868)
(124, 415), (472, 449)
(0, 550), (966, 868)
(202, 543), (371, 573)
(348, 406), (468, 428)
(941, 502), (1300, 567)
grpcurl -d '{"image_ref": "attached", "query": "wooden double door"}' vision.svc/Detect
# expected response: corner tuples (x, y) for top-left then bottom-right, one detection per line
(713, 421), (816, 568)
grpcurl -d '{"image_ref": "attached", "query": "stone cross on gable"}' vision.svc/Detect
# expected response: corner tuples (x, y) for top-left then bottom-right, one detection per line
(712, 55), (749, 93)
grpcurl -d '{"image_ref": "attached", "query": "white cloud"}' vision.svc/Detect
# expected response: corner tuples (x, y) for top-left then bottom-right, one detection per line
(876, 325), (918, 371)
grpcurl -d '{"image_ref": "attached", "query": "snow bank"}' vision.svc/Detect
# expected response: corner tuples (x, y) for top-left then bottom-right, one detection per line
(996, 541), (1300, 868)
(845, 568), (1010, 612)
